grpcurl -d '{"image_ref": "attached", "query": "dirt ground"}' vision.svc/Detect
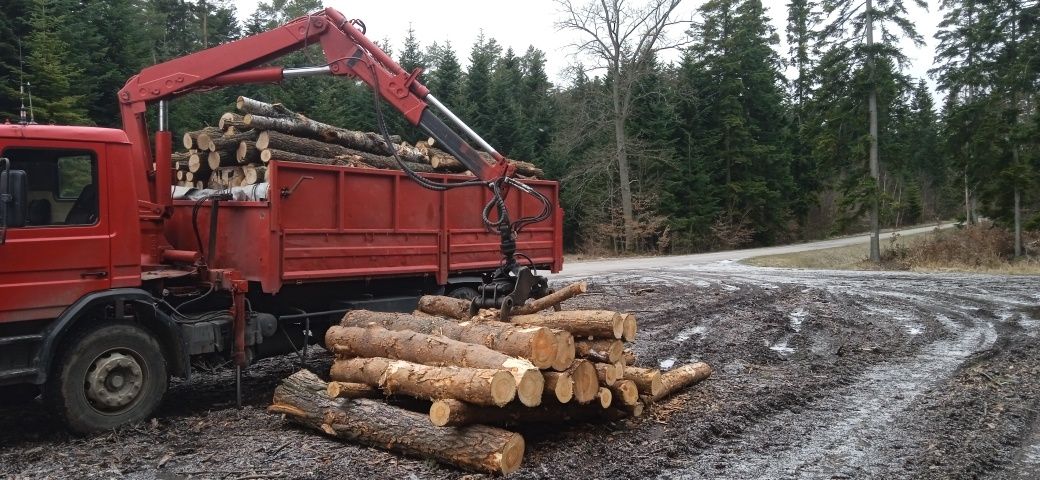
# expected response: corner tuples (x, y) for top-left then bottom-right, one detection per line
(1, 263), (1039, 479)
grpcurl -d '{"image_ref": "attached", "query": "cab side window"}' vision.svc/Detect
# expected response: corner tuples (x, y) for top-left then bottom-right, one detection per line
(2, 148), (99, 226)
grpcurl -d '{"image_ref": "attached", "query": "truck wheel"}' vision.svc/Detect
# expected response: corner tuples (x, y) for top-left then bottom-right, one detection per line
(448, 286), (479, 301)
(46, 323), (168, 434)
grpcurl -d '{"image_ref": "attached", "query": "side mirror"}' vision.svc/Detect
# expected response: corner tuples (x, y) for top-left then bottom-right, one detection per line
(0, 158), (27, 243)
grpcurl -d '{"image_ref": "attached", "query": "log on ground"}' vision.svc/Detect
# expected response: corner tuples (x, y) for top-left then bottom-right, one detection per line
(565, 360), (599, 404)
(429, 398), (627, 428)
(575, 339), (623, 363)
(551, 330), (576, 371)
(594, 362), (619, 385)
(327, 381), (380, 399)
(330, 357), (515, 407)
(325, 325), (544, 407)
(653, 362), (713, 402)
(608, 379), (639, 406)
(270, 370), (524, 475)
(542, 371), (573, 404)
(417, 295), (471, 320)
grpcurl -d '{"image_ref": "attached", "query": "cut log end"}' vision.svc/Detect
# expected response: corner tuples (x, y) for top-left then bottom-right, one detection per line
(623, 313), (637, 342)
(610, 379), (639, 406)
(516, 369), (545, 407)
(551, 331), (576, 371)
(568, 360), (599, 404)
(595, 362), (620, 385)
(542, 371), (574, 404)
(624, 366), (664, 397)
(327, 381), (379, 399)
(596, 387), (612, 409)
(490, 370), (519, 407)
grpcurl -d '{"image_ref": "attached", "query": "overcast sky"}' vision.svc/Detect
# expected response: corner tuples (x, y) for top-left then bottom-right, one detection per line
(232, 0), (941, 92)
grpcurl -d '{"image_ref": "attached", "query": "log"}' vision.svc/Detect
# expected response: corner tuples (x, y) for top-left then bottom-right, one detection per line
(335, 149), (435, 172)
(219, 112), (250, 131)
(201, 129), (258, 153)
(171, 151), (191, 164)
(236, 96), (297, 118)
(512, 281), (588, 315)
(418, 141), (544, 177)
(237, 140), (260, 164)
(622, 313), (637, 342)
(242, 165), (266, 185)
(542, 371), (573, 404)
(622, 348), (636, 365)
(417, 295), (471, 320)
(256, 130), (350, 159)
(575, 339), (623, 363)
(595, 387), (612, 409)
(608, 379), (639, 406)
(187, 153), (210, 174)
(244, 113), (430, 163)
(551, 330), (576, 371)
(511, 310), (624, 340)
(207, 150), (236, 170)
(339, 310), (557, 369)
(270, 370), (524, 475)
(327, 381), (380, 399)
(622, 366), (664, 397)
(325, 326), (544, 407)
(565, 360), (599, 405)
(653, 362), (712, 402)
(594, 362), (619, 385)
(429, 398), (627, 428)
(183, 127), (221, 150)
(330, 357), (516, 407)
(260, 148), (342, 166)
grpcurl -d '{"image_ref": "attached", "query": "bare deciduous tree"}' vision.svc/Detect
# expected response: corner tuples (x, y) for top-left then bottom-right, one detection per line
(556, 0), (689, 251)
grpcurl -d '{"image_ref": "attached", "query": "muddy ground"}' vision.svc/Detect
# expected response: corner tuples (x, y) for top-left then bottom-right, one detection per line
(1, 263), (1039, 479)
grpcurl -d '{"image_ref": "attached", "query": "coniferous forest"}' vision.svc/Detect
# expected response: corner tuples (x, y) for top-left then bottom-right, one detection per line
(1, 0), (1037, 254)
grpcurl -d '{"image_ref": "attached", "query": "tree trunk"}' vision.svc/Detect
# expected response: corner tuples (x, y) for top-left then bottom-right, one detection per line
(417, 295), (472, 320)
(551, 330), (577, 371)
(201, 129), (258, 154)
(244, 113), (430, 163)
(653, 362), (712, 402)
(187, 153), (210, 175)
(236, 96), (297, 118)
(336, 150), (435, 172)
(339, 310), (558, 369)
(866, 0), (881, 263)
(1014, 186), (1022, 257)
(256, 130), (350, 158)
(565, 360), (599, 405)
(242, 165), (266, 185)
(611, 79), (635, 252)
(575, 339), (623, 364)
(542, 371), (574, 403)
(207, 150), (235, 170)
(510, 310), (624, 340)
(330, 357), (516, 407)
(325, 326), (544, 407)
(622, 366), (663, 397)
(269, 370), (524, 475)
(326, 381), (380, 399)
(513, 282), (588, 316)
(429, 398), (629, 428)
(418, 142), (544, 177)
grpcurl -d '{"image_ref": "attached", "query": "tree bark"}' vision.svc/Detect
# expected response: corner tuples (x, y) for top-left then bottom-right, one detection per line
(512, 281), (588, 315)
(207, 150), (236, 170)
(575, 339), (623, 363)
(269, 370), (524, 475)
(256, 130), (351, 158)
(542, 371), (574, 403)
(244, 113), (430, 163)
(418, 142), (544, 177)
(327, 381), (380, 399)
(623, 366), (663, 397)
(417, 295), (472, 320)
(236, 96), (296, 118)
(187, 153), (210, 175)
(325, 325), (544, 407)
(242, 165), (266, 185)
(330, 357), (516, 407)
(511, 310), (624, 340)
(339, 310), (558, 369)
(335, 150), (435, 173)
(653, 362), (712, 401)
(594, 362), (620, 385)
(866, 0), (881, 263)
(260, 148), (344, 166)
(200, 129), (258, 154)
(621, 348), (636, 366)
(622, 313), (637, 342)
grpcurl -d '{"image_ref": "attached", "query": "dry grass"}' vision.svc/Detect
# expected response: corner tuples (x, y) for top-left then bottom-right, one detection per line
(746, 224), (1040, 275)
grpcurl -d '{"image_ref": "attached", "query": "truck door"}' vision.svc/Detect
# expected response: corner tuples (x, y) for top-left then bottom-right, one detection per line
(0, 145), (111, 323)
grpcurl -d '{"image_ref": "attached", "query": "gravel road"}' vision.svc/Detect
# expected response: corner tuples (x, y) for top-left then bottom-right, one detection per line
(2, 226), (1037, 480)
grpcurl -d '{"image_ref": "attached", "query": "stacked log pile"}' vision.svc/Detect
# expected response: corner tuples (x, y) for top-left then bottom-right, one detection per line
(268, 281), (713, 474)
(171, 96), (545, 190)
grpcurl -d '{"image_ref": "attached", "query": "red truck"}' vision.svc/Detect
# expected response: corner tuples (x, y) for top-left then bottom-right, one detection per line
(0, 8), (562, 433)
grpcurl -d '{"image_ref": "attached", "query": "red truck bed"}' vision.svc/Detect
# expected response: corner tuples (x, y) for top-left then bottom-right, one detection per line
(167, 161), (563, 293)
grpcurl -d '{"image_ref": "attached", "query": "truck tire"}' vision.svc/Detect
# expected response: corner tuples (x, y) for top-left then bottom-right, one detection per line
(448, 286), (479, 301)
(45, 323), (168, 434)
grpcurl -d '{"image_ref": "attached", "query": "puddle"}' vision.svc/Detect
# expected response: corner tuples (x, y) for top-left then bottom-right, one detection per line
(675, 325), (707, 342)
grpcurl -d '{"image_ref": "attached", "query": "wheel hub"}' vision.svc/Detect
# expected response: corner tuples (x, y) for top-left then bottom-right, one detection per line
(85, 351), (144, 411)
